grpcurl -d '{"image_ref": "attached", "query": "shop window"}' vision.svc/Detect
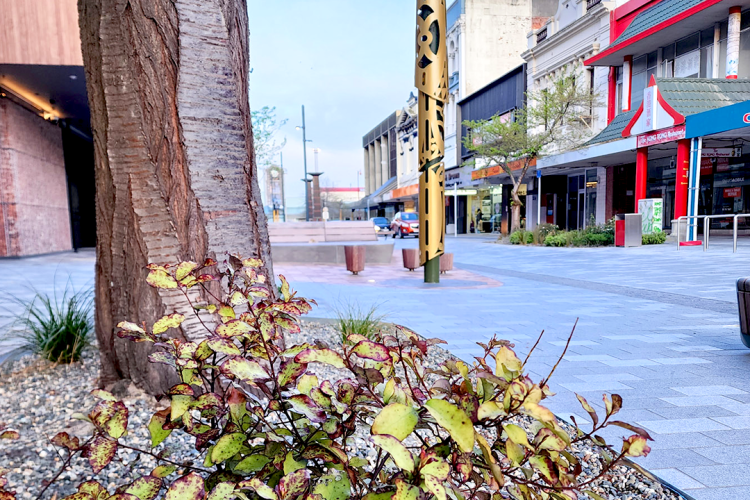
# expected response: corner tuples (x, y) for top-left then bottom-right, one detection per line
(663, 43), (676, 61)
(631, 53), (657, 109)
(675, 49), (700, 78)
(676, 33), (700, 56)
(739, 28), (750, 79)
(700, 45), (714, 78)
(701, 27), (715, 47)
(615, 66), (623, 115)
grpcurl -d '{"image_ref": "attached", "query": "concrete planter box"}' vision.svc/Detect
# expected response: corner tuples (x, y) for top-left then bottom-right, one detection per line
(345, 246), (366, 275)
(440, 253), (454, 274)
(402, 248), (420, 271)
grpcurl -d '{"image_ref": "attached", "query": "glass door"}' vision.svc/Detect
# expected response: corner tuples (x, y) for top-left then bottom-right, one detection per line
(567, 174), (585, 230)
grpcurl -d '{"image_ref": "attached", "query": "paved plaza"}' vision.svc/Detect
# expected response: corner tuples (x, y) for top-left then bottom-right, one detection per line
(3, 239), (750, 498)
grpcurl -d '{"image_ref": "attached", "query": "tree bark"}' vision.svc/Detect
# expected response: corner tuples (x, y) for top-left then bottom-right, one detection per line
(78, 0), (274, 394)
(511, 189), (522, 233)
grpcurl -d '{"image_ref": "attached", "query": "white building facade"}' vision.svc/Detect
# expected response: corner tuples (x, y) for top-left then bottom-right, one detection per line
(522, 0), (614, 229)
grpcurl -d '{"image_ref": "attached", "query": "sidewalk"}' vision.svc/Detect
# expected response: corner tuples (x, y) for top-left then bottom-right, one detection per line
(277, 236), (750, 500)
(2, 240), (750, 498)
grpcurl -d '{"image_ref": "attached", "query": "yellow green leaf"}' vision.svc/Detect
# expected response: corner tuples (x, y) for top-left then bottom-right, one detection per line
(503, 424), (532, 450)
(424, 399), (475, 453)
(125, 476), (162, 500)
(297, 373), (319, 395)
(175, 261), (199, 281)
(506, 438), (525, 466)
(283, 452), (307, 474)
(151, 465), (176, 478)
(205, 483), (235, 500)
(371, 403), (418, 441)
(529, 455), (558, 484)
(216, 320), (252, 338)
(146, 269), (178, 289)
(423, 475), (446, 500)
(351, 340), (390, 362)
(116, 322), (145, 334)
(477, 401), (505, 421)
(165, 473), (205, 500)
(211, 433), (245, 464)
(420, 459), (450, 480)
(229, 291), (247, 306)
(221, 357), (269, 384)
(392, 479), (419, 500)
(152, 314), (185, 335)
(495, 346), (522, 374)
(295, 348), (346, 369)
(312, 473), (351, 500)
(371, 435), (415, 472)
(170, 395), (192, 421)
(234, 455), (271, 474)
(218, 305), (236, 322)
(148, 411), (171, 448)
(88, 436), (117, 474)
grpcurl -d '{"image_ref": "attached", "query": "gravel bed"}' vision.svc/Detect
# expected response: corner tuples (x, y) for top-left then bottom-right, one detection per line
(0, 321), (681, 500)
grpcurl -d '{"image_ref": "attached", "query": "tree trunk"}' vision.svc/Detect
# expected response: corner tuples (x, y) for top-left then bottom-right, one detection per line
(510, 189), (523, 233)
(78, 0), (274, 394)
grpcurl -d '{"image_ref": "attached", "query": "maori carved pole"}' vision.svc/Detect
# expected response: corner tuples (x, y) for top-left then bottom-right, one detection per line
(416, 0), (447, 283)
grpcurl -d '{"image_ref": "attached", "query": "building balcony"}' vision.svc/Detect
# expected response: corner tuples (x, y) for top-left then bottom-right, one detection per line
(536, 27), (548, 44)
(586, 0), (602, 10)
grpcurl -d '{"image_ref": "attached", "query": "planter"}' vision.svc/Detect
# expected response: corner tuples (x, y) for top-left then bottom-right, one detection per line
(344, 245), (366, 275)
(440, 253), (454, 274)
(402, 248), (420, 271)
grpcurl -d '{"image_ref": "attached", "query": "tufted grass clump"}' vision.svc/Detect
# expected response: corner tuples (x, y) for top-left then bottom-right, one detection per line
(6, 284), (93, 363)
(334, 301), (387, 343)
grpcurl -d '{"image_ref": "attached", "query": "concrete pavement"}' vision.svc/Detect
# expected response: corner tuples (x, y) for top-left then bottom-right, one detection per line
(277, 235), (750, 500)
(3, 239), (750, 498)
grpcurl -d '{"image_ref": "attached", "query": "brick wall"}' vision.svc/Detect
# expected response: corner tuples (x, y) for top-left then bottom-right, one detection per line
(0, 99), (71, 256)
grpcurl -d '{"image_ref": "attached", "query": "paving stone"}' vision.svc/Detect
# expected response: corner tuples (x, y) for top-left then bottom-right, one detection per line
(692, 444), (750, 464)
(659, 396), (742, 407)
(650, 405), (741, 420)
(637, 418), (731, 434)
(679, 465), (750, 487)
(632, 448), (718, 469)
(671, 385), (748, 396)
(689, 487), (750, 500)
(701, 429), (750, 445)
(649, 468), (706, 490)
(710, 415), (750, 429)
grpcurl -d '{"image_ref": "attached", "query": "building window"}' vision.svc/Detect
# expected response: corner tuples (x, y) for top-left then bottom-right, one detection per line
(630, 52), (657, 110)
(615, 66), (623, 116)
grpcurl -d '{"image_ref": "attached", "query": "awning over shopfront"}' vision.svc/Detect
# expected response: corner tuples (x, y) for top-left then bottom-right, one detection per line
(584, 0), (750, 67)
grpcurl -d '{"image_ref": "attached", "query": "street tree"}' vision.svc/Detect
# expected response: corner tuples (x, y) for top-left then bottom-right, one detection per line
(78, 0), (274, 393)
(252, 106), (288, 169)
(462, 72), (598, 232)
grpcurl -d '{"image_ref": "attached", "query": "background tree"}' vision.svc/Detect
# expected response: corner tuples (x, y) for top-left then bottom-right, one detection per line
(462, 72), (598, 232)
(78, 0), (274, 394)
(252, 106), (288, 169)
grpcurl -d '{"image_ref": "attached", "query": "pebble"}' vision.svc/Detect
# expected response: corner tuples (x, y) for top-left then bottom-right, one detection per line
(0, 320), (682, 500)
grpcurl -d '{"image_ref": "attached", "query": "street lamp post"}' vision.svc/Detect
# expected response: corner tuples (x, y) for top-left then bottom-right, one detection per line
(296, 105), (312, 221)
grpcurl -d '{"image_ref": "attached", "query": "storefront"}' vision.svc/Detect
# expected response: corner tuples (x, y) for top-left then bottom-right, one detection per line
(537, 78), (750, 234)
(445, 165), (473, 234)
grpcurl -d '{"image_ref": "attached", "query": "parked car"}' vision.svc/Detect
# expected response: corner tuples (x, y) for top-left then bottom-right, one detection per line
(370, 217), (390, 232)
(391, 212), (419, 238)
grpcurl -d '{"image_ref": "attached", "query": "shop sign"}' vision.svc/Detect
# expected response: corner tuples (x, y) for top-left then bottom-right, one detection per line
(703, 146), (742, 158)
(472, 165), (502, 180)
(445, 166), (471, 188)
(636, 124), (686, 148)
(449, 189), (478, 196)
(700, 158), (714, 175)
(638, 198), (663, 234)
(390, 183), (419, 199)
(716, 157), (731, 172)
(724, 187), (742, 198)
(517, 184), (528, 196)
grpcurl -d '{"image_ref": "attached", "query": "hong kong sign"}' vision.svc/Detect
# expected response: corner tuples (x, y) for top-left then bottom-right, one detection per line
(636, 125), (686, 148)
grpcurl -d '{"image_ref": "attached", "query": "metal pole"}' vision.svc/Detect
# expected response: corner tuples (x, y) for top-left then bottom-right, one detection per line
(280, 152), (286, 222)
(416, 0), (448, 284)
(454, 184), (458, 237)
(735, 215), (739, 253)
(302, 105), (309, 221)
(537, 171), (542, 227)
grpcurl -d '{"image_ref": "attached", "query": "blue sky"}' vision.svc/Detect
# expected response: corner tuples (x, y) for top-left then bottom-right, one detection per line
(248, 0), (416, 204)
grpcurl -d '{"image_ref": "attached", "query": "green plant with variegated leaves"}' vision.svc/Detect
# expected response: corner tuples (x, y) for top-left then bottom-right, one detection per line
(22, 256), (653, 500)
